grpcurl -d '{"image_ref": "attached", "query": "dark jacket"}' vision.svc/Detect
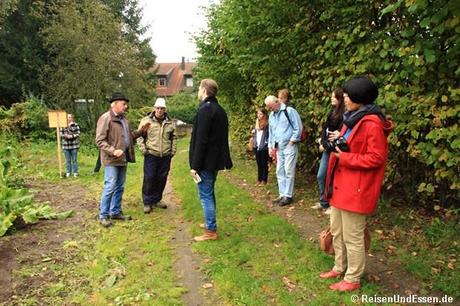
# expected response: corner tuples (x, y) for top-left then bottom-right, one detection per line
(320, 109), (343, 152)
(189, 96), (233, 171)
(95, 110), (143, 166)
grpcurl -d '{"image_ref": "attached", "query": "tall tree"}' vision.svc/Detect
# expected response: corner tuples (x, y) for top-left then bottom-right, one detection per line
(102, 0), (155, 69)
(40, 0), (154, 128)
(0, 0), (48, 107)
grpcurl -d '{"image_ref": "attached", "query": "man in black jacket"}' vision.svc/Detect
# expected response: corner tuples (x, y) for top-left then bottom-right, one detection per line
(189, 79), (233, 241)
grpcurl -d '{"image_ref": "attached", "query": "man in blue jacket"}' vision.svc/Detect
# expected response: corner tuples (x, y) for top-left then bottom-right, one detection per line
(265, 94), (303, 206)
(189, 79), (233, 241)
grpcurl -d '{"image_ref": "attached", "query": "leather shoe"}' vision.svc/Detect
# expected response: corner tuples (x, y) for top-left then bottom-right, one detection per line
(272, 197), (282, 204)
(194, 230), (218, 241)
(319, 270), (342, 279)
(329, 280), (361, 291)
(99, 218), (112, 227)
(110, 213), (132, 221)
(279, 197), (292, 206)
(155, 202), (167, 209)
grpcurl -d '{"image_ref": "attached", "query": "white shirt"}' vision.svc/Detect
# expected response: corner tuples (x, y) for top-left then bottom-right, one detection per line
(256, 129), (264, 148)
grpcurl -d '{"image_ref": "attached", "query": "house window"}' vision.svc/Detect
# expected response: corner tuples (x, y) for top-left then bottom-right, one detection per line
(158, 78), (166, 86)
(185, 77), (193, 87)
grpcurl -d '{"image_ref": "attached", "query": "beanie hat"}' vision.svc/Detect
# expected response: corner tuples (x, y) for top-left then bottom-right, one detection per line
(154, 98), (166, 108)
(343, 76), (378, 105)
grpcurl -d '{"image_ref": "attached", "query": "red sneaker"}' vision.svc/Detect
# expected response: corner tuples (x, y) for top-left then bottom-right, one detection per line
(329, 280), (361, 291)
(319, 270), (342, 279)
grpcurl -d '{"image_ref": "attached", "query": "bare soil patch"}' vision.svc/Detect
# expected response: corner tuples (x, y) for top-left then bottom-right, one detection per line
(0, 179), (95, 304)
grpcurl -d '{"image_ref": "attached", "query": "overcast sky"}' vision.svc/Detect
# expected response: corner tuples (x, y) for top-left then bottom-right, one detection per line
(138, 0), (214, 63)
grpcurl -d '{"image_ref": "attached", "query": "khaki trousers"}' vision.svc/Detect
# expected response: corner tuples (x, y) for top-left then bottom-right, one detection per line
(330, 206), (367, 283)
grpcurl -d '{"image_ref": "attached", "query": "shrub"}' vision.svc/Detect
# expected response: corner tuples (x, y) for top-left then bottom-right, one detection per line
(0, 95), (53, 140)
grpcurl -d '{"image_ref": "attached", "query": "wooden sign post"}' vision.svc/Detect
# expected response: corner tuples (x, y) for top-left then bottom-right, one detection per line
(47, 111), (67, 177)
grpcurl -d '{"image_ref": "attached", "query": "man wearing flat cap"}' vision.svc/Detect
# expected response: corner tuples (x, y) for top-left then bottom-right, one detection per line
(137, 97), (177, 214)
(95, 92), (151, 227)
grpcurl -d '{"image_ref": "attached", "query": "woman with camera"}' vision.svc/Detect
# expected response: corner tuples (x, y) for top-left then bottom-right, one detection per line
(312, 88), (345, 215)
(319, 76), (393, 292)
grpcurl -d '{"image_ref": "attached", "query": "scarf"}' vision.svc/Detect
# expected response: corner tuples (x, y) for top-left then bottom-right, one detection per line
(342, 104), (386, 129)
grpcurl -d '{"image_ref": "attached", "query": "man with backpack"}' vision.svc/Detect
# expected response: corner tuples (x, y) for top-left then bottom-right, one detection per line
(265, 94), (303, 206)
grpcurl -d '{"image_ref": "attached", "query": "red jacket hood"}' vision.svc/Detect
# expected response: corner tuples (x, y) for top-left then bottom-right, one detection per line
(360, 114), (394, 137)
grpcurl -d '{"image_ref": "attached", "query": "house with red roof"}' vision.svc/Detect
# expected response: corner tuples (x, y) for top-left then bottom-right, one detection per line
(152, 57), (197, 97)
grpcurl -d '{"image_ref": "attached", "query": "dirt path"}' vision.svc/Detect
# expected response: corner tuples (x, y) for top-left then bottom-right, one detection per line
(164, 182), (220, 306)
(223, 171), (453, 301)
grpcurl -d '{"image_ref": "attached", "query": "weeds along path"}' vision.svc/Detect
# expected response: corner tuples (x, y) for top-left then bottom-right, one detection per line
(222, 171), (451, 301)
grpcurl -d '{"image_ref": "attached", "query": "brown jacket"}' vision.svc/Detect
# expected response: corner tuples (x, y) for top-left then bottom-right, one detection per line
(95, 110), (143, 166)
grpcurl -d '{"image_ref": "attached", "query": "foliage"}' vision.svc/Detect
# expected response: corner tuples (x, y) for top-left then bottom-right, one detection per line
(0, 0), (48, 106)
(125, 93), (198, 126)
(0, 144), (73, 236)
(0, 0), (18, 24)
(166, 92), (198, 124)
(102, 0), (156, 70)
(195, 0), (460, 207)
(0, 0), (156, 130)
(0, 95), (53, 140)
(38, 0), (154, 130)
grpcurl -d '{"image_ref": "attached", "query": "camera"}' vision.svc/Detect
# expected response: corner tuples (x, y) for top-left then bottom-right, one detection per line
(326, 136), (349, 153)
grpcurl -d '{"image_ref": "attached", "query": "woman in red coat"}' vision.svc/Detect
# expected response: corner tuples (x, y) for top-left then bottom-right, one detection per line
(319, 76), (393, 291)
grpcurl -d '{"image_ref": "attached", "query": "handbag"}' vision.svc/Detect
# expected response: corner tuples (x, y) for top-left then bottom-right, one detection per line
(320, 226), (371, 255)
(247, 136), (255, 153)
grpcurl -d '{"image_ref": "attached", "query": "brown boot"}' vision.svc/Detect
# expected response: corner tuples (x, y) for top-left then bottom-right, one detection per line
(194, 229), (218, 242)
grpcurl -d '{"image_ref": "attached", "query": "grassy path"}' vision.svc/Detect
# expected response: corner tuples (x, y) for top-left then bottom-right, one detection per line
(171, 139), (382, 305)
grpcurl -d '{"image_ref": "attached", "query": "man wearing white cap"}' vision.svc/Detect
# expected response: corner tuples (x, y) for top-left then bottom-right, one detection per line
(137, 97), (177, 213)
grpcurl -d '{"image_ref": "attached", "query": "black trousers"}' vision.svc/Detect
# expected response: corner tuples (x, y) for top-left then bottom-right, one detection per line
(94, 151), (101, 172)
(142, 154), (172, 205)
(255, 149), (269, 182)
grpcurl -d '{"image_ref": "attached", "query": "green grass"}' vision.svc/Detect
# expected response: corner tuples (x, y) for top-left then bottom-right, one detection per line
(233, 148), (460, 299)
(7, 137), (459, 304)
(12, 141), (187, 305)
(373, 198), (460, 297)
(170, 138), (382, 305)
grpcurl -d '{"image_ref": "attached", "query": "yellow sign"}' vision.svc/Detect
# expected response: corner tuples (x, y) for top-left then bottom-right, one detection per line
(48, 110), (67, 177)
(47, 111), (67, 128)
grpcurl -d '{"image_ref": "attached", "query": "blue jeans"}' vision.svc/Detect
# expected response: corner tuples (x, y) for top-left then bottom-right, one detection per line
(63, 148), (78, 174)
(197, 170), (217, 231)
(317, 151), (330, 208)
(276, 142), (298, 198)
(99, 166), (127, 219)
